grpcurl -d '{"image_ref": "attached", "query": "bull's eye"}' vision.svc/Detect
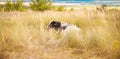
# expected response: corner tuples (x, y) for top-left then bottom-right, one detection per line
(54, 23), (57, 26)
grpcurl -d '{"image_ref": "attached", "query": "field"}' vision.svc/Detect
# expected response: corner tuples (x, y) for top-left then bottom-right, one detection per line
(0, 7), (120, 59)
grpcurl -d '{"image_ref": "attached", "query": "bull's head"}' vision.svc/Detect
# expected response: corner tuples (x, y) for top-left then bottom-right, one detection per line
(47, 20), (61, 30)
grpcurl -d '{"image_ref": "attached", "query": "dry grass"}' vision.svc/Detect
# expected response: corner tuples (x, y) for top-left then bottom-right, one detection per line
(0, 7), (120, 59)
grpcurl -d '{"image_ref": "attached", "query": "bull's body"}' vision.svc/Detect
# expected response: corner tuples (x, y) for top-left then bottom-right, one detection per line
(47, 20), (81, 32)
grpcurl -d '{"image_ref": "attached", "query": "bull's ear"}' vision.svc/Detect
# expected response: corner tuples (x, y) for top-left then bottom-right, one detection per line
(49, 20), (55, 23)
(51, 20), (54, 22)
(48, 20), (53, 24)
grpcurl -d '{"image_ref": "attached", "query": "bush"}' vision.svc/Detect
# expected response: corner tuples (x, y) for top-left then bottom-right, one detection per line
(56, 6), (66, 11)
(4, 0), (25, 12)
(30, 0), (52, 11)
(14, 0), (25, 11)
(4, 1), (14, 11)
(101, 4), (107, 9)
(0, 4), (4, 11)
(70, 7), (74, 11)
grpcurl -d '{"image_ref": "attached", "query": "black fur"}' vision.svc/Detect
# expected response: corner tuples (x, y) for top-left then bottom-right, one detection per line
(48, 21), (61, 30)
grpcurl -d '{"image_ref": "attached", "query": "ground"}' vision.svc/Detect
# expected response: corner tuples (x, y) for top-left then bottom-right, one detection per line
(0, 6), (120, 59)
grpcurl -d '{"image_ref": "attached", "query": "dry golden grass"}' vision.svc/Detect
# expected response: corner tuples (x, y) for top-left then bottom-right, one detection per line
(0, 7), (120, 59)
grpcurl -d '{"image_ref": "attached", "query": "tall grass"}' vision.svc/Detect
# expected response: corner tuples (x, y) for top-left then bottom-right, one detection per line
(0, 7), (120, 59)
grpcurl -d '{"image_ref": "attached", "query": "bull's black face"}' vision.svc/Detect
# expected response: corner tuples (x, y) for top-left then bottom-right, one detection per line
(48, 21), (61, 30)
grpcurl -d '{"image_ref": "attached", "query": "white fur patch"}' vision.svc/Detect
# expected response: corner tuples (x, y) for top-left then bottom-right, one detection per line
(61, 25), (81, 37)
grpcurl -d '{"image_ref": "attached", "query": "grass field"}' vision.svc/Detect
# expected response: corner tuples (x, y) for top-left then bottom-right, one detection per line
(0, 7), (120, 59)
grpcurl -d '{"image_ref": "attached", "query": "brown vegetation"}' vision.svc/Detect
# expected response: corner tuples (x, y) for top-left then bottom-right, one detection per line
(0, 7), (120, 59)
